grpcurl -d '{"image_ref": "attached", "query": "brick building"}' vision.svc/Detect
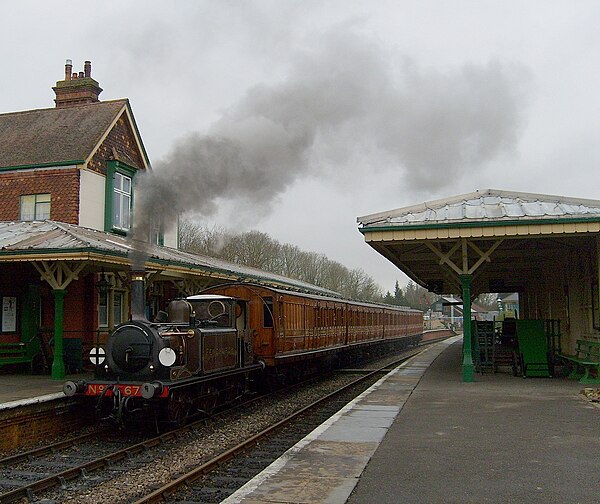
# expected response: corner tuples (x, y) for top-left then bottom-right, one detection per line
(0, 61), (334, 379)
(0, 60), (177, 245)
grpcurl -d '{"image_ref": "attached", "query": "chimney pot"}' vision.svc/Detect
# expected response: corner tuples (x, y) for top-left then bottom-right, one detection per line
(72, 72), (78, 79)
(84, 60), (91, 78)
(65, 59), (72, 81)
(78, 71), (84, 78)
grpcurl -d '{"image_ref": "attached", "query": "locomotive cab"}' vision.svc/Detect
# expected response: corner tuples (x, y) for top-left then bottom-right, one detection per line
(186, 295), (244, 329)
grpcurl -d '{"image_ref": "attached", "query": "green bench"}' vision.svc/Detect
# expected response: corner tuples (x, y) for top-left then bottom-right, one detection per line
(559, 339), (600, 384)
(0, 342), (32, 366)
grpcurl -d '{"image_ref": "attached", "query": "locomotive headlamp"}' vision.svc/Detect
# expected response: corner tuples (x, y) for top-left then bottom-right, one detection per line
(158, 347), (177, 367)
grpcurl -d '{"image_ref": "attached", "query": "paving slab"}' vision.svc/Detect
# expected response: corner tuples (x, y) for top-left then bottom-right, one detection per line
(348, 341), (600, 504)
(222, 337), (459, 504)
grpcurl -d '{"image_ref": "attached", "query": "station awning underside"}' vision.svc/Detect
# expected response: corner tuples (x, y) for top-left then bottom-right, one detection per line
(0, 220), (338, 297)
(358, 189), (600, 296)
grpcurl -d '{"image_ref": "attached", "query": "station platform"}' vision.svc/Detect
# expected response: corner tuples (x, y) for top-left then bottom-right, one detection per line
(223, 337), (599, 504)
(0, 372), (90, 410)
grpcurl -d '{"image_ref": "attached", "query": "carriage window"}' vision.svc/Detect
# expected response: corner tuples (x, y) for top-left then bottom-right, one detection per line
(263, 297), (274, 328)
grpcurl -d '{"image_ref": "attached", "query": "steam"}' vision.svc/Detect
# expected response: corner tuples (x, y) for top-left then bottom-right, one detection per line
(133, 29), (528, 261)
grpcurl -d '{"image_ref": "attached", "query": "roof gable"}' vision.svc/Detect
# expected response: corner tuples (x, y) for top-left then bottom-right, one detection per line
(358, 189), (600, 228)
(0, 99), (141, 170)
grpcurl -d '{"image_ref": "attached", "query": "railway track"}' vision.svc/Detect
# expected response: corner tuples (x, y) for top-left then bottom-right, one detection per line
(134, 346), (425, 503)
(0, 342), (432, 503)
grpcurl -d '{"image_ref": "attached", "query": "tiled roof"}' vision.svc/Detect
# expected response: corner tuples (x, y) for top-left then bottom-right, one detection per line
(358, 189), (600, 228)
(0, 221), (340, 297)
(0, 100), (128, 169)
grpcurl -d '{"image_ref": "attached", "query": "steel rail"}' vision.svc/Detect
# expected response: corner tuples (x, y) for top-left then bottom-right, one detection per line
(0, 427), (112, 468)
(0, 369), (338, 503)
(134, 346), (425, 504)
(0, 387), (283, 504)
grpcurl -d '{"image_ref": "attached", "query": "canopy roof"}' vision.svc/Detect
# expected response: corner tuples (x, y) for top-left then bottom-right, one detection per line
(358, 189), (600, 296)
(358, 189), (600, 229)
(0, 220), (339, 297)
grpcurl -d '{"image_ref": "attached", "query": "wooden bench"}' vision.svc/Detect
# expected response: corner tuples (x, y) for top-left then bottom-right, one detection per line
(559, 339), (600, 384)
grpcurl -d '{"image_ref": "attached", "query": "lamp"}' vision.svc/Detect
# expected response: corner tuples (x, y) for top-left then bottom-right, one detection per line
(96, 272), (110, 296)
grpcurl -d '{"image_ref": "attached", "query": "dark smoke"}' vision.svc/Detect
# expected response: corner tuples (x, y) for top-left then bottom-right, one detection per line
(132, 29), (529, 256)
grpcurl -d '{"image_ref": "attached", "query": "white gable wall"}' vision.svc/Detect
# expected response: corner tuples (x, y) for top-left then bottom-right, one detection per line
(79, 168), (105, 231)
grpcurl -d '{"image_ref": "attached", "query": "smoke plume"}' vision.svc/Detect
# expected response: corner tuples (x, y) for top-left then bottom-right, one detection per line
(133, 28), (528, 251)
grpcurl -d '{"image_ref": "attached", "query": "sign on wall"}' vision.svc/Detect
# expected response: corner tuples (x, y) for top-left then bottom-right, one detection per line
(2, 297), (17, 332)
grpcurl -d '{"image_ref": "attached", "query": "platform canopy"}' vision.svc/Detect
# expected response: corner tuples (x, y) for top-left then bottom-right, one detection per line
(357, 189), (600, 381)
(358, 189), (600, 296)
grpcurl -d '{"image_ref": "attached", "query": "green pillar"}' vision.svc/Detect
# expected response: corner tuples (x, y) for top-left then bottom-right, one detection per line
(51, 289), (67, 380)
(460, 274), (475, 382)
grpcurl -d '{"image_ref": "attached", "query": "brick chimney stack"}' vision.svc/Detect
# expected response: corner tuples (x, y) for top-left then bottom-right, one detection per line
(53, 59), (103, 108)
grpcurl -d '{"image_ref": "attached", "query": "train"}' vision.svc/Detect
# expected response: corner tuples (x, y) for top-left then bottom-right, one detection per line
(64, 273), (424, 425)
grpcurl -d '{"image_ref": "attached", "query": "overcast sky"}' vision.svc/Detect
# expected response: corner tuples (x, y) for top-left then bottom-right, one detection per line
(2, 1), (600, 293)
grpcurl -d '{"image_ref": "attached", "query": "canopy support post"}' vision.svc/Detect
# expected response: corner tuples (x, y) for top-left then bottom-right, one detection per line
(460, 274), (475, 382)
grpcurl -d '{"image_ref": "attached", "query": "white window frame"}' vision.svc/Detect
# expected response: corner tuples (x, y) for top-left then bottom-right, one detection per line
(113, 172), (132, 231)
(98, 291), (109, 328)
(99, 289), (126, 329)
(20, 193), (51, 221)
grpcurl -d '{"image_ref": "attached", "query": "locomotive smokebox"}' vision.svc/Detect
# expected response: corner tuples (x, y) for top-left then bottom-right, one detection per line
(130, 270), (147, 320)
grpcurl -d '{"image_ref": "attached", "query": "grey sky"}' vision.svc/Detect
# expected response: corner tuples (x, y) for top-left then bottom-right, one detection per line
(2, 1), (599, 293)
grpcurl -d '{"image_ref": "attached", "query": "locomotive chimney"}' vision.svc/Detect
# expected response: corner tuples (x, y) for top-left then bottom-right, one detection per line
(130, 271), (147, 320)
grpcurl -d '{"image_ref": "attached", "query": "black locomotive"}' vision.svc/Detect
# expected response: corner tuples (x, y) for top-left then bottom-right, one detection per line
(64, 273), (261, 425)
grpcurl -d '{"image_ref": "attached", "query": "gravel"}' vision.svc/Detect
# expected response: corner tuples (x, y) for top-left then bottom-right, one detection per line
(38, 350), (414, 503)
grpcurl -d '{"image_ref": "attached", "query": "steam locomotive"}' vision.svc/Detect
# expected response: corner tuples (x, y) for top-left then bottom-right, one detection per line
(64, 274), (423, 425)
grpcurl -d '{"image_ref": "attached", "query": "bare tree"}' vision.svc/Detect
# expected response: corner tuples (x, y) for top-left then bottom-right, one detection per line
(179, 219), (385, 302)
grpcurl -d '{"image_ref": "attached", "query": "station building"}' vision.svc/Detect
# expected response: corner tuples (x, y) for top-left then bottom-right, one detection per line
(0, 60), (336, 380)
(358, 189), (600, 381)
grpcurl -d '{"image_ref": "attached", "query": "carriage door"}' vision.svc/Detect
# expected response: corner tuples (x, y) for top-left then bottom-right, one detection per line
(236, 300), (253, 366)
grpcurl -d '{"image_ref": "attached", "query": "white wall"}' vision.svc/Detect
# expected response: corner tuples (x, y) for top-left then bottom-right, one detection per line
(79, 169), (105, 230)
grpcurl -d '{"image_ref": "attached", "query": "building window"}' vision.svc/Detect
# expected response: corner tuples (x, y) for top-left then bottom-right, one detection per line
(105, 161), (136, 235)
(99, 290), (125, 328)
(20, 194), (51, 221)
(113, 172), (131, 231)
(98, 292), (109, 327)
(149, 219), (164, 246)
(113, 291), (123, 325)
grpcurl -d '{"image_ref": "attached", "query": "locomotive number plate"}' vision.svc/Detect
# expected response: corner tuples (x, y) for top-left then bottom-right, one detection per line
(85, 383), (169, 398)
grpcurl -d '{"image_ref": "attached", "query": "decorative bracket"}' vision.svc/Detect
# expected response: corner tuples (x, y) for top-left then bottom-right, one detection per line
(32, 261), (86, 290)
(426, 238), (504, 276)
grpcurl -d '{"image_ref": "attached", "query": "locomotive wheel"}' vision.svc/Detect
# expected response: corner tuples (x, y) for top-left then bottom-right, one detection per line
(166, 392), (191, 426)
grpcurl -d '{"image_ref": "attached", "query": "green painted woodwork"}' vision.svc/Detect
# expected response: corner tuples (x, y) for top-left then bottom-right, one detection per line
(51, 289), (66, 380)
(0, 160), (84, 172)
(21, 285), (41, 359)
(358, 216), (600, 234)
(104, 160), (137, 233)
(515, 319), (551, 377)
(560, 339), (600, 384)
(460, 274), (475, 382)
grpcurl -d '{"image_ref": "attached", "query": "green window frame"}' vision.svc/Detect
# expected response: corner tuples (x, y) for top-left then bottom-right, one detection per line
(105, 161), (136, 235)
